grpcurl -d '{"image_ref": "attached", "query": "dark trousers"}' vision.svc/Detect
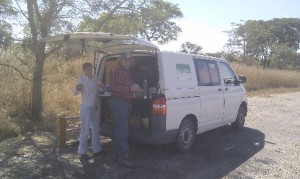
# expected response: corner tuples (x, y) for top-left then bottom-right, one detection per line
(109, 96), (131, 160)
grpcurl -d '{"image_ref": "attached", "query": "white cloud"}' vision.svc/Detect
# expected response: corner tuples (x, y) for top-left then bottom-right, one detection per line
(156, 19), (229, 53)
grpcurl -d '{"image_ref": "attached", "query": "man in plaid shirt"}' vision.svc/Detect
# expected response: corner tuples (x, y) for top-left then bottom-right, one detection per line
(109, 52), (141, 169)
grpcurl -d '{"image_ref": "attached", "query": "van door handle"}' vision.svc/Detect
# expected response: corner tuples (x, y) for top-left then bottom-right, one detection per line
(225, 88), (228, 91)
(218, 88), (222, 91)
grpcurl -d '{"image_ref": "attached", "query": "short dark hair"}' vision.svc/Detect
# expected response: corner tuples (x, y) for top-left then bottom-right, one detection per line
(82, 62), (93, 70)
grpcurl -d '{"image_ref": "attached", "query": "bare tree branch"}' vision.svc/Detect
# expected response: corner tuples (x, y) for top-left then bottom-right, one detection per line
(0, 63), (32, 82)
(33, 0), (43, 23)
(13, 55), (34, 70)
(95, 0), (128, 31)
(27, 0), (38, 52)
(13, 0), (29, 20)
(43, 1), (58, 24)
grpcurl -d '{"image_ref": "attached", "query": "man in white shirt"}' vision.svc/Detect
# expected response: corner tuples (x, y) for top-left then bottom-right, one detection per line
(73, 62), (103, 160)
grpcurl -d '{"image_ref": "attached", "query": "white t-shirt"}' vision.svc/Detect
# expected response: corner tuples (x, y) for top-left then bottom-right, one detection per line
(73, 75), (98, 107)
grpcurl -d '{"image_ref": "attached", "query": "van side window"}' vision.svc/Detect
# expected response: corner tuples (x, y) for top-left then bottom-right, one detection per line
(208, 63), (220, 85)
(176, 64), (192, 80)
(194, 60), (220, 86)
(219, 62), (236, 84)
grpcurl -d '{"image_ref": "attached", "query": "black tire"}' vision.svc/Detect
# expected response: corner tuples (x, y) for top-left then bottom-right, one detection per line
(231, 106), (246, 130)
(176, 119), (196, 153)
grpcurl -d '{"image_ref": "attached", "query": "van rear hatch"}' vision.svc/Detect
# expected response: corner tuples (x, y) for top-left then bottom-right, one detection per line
(40, 32), (159, 54)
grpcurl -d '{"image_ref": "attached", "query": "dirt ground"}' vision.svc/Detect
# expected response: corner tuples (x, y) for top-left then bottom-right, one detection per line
(0, 92), (300, 179)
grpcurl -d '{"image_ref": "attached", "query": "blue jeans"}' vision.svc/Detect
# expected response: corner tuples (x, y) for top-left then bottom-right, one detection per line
(109, 96), (131, 160)
(78, 106), (102, 154)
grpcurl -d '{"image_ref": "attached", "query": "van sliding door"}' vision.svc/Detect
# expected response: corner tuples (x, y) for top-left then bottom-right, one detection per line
(194, 59), (224, 130)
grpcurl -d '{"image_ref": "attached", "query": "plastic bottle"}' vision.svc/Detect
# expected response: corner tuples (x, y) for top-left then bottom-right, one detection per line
(142, 79), (148, 99)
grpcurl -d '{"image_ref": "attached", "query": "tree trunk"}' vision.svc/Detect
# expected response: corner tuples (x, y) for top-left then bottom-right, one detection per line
(31, 44), (46, 122)
(262, 59), (266, 69)
(27, 0), (48, 122)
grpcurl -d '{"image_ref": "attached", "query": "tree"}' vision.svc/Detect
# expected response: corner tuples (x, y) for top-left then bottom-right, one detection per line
(180, 41), (203, 55)
(138, 0), (183, 44)
(79, 0), (183, 44)
(1, 0), (100, 122)
(226, 18), (300, 69)
(227, 20), (274, 68)
(224, 22), (247, 57)
(0, 21), (13, 49)
(0, 0), (16, 49)
(294, 54), (300, 71)
(270, 18), (300, 50)
(1, 0), (182, 122)
(270, 43), (297, 69)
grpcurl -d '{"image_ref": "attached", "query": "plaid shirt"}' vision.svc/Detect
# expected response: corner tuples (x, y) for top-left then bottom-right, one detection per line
(110, 66), (133, 100)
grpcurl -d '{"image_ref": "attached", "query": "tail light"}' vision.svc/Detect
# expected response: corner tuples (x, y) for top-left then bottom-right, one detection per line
(152, 97), (166, 116)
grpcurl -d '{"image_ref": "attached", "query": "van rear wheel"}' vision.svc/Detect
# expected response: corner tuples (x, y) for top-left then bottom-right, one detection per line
(177, 119), (195, 153)
(231, 106), (246, 130)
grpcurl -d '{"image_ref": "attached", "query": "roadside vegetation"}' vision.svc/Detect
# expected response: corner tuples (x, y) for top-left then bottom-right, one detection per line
(232, 63), (300, 91)
(0, 1), (300, 141)
(1, 55), (300, 140)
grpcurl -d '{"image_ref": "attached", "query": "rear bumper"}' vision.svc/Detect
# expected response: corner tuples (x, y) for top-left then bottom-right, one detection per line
(100, 123), (177, 145)
(129, 128), (178, 145)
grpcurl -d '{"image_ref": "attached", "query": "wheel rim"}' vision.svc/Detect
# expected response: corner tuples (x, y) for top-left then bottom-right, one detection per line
(181, 127), (192, 145)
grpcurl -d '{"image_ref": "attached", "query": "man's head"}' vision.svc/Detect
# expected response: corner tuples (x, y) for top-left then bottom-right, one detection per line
(82, 62), (93, 77)
(119, 52), (133, 70)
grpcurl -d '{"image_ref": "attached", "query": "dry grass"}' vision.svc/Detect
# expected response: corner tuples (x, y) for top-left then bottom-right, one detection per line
(232, 63), (300, 91)
(0, 112), (21, 141)
(1, 56), (300, 138)
(246, 87), (300, 97)
(42, 56), (92, 130)
(43, 59), (82, 117)
(0, 54), (91, 136)
(0, 67), (28, 139)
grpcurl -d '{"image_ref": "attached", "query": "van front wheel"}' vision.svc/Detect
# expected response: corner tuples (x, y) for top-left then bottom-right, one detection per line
(177, 119), (195, 153)
(231, 106), (246, 130)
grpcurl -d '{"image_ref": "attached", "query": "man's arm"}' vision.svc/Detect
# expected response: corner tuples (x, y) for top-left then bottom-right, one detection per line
(73, 77), (82, 96)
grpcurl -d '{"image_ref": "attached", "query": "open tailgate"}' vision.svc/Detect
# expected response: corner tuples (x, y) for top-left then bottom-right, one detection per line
(41, 32), (159, 54)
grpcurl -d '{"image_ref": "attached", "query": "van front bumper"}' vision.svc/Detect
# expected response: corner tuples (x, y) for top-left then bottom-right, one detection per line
(129, 128), (178, 145)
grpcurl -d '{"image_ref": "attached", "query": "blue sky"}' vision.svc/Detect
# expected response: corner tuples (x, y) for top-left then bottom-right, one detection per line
(157, 0), (300, 52)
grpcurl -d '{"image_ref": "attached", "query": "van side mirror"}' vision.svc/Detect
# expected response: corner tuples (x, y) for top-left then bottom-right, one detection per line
(239, 75), (247, 83)
(224, 78), (233, 85)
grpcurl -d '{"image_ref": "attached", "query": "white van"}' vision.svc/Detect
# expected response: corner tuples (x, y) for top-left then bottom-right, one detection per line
(42, 32), (248, 152)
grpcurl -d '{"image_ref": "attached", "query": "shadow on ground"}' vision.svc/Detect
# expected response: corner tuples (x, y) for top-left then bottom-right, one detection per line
(125, 126), (265, 179)
(0, 125), (264, 179)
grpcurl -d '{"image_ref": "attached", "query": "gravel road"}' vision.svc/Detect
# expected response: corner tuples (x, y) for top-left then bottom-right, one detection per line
(0, 92), (300, 179)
